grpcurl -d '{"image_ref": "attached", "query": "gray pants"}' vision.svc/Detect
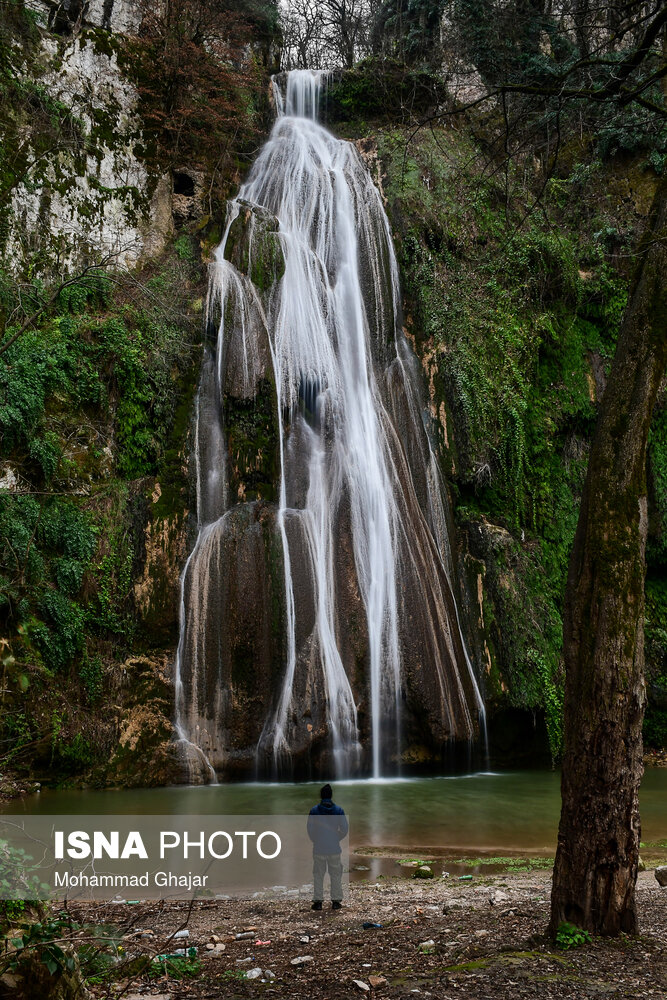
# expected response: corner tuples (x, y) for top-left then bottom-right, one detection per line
(313, 853), (343, 901)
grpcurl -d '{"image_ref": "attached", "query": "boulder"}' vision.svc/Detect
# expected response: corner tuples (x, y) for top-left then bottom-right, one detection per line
(414, 865), (434, 879)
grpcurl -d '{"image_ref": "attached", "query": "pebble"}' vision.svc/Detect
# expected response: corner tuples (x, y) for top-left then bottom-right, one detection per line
(265, 970), (276, 979)
(291, 955), (314, 965)
(475, 929), (489, 937)
(205, 943), (215, 951)
(369, 976), (388, 988)
(353, 981), (370, 992)
(215, 943), (226, 952)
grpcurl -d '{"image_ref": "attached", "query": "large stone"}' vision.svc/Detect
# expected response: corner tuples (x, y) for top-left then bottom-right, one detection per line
(225, 202), (285, 294)
(655, 866), (667, 887)
(414, 865), (434, 879)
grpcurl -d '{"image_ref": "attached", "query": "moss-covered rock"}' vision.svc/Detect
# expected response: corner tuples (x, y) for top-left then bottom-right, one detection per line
(106, 653), (180, 787)
(225, 202), (285, 293)
(224, 380), (280, 503)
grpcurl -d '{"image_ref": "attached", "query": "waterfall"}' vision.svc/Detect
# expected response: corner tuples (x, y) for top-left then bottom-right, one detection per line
(174, 69), (486, 782)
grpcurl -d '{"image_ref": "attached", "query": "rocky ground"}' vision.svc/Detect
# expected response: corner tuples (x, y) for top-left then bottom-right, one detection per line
(65, 867), (667, 1000)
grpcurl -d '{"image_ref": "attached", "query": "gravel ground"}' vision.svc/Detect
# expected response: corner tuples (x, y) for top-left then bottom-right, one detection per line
(70, 868), (667, 1000)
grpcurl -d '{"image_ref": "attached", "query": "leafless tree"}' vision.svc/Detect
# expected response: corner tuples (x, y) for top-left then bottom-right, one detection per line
(280, 0), (383, 68)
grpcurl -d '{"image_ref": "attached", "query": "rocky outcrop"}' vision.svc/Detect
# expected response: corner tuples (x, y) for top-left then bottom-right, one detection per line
(132, 482), (189, 643)
(9, 1), (172, 272)
(108, 654), (181, 786)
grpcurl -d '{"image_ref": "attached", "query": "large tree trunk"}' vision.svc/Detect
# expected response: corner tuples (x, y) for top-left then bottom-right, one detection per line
(549, 177), (667, 937)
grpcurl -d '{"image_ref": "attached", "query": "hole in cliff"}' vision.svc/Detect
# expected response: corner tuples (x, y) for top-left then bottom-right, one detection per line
(173, 172), (195, 197)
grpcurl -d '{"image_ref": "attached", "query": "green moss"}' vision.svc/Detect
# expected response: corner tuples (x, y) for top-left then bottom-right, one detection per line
(224, 379), (279, 502)
(225, 207), (285, 293)
(371, 122), (647, 758)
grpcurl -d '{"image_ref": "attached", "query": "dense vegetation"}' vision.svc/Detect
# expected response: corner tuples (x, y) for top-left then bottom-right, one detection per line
(0, 244), (204, 782)
(0, 0), (279, 787)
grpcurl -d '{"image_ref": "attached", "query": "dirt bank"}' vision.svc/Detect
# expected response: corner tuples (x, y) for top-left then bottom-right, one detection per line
(66, 868), (666, 999)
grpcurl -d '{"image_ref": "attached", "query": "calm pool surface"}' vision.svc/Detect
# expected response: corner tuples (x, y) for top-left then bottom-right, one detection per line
(3, 769), (666, 855)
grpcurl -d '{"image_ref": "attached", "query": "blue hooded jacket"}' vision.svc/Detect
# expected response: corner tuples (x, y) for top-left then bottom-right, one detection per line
(307, 798), (348, 855)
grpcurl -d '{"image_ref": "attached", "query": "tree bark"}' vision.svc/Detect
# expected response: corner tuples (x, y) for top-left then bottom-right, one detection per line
(549, 177), (667, 936)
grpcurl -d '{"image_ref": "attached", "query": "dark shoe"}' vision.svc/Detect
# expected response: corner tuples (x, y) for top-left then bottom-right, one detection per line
(311, 900), (323, 910)
(331, 900), (342, 910)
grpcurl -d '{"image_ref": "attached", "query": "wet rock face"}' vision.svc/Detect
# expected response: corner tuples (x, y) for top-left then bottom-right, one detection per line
(225, 203), (286, 294)
(224, 383), (279, 503)
(176, 502), (286, 777)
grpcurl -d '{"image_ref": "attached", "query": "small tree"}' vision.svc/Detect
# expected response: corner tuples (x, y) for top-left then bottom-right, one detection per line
(133, 0), (277, 170)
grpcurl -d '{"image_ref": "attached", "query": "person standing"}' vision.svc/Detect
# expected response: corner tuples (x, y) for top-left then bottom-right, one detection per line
(307, 783), (348, 910)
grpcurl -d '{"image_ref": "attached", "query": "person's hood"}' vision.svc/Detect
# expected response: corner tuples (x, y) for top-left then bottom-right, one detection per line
(318, 799), (336, 812)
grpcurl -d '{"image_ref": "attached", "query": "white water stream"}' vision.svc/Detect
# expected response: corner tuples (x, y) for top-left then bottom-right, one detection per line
(174, 69), (485, 781)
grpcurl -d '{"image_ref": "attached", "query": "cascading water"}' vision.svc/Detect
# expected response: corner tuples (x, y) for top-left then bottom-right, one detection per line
(174, 69), (486, 782)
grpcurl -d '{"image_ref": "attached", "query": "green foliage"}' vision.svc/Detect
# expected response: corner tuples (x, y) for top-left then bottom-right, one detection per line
(148, 953), (201, 979)
(174, 234), (197, 262)
(456, 855), (553, 871)
(644, 579), (667, 748)
(595, 105), (667, 165)
(0, 839), (48, 903)
(79, 654), (103, 704)
(217, 967), (248, 982)
(87, 485), (135, 639)
(5, 915), (78, 977)
(325, 61), (444, 123)
(99, 311), (186, 479)
(0, 712), (32, 766)
(644, 707), (667, 749)
(37, 590), (86, 670)
(0, 236), (201, 782)
(648, 404), (667, 565)
(555, 921), (592, 950)
(51, 731), (95, 775)
(0, 899), (26, 924)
